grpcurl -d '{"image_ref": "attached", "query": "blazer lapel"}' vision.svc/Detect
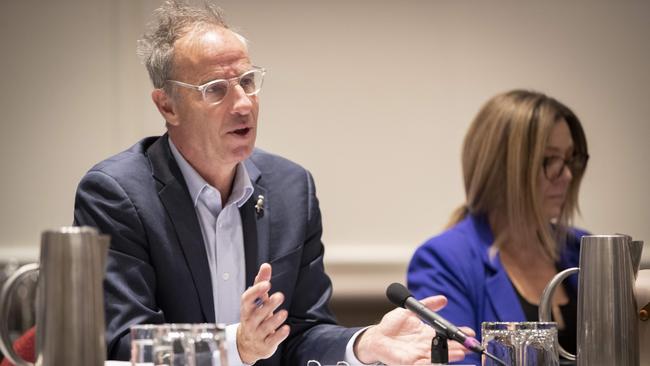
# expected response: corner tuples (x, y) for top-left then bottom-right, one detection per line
(485, 264), (525, 322)
(242, 157), (270, 287)
(147, 136), (215, 322)
(470, 215), (526, 322)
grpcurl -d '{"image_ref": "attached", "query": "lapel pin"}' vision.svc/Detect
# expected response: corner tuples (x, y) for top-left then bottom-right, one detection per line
(255, 195), (265, 217)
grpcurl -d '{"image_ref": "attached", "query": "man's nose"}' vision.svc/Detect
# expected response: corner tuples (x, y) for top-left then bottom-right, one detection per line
(230, 84), (254, 114)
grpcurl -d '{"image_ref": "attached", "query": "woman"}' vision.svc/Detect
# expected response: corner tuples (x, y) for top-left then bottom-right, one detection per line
(408, 90), (589, 365)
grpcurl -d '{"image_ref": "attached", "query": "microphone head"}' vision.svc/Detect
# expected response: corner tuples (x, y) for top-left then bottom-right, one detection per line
(386, 282), (412, 308)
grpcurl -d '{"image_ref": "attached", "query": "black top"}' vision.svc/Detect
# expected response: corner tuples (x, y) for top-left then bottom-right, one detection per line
(514, 285), (577, 356)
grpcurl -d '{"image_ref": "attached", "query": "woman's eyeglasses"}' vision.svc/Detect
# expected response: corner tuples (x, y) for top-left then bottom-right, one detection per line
(542, 153), (589, 181)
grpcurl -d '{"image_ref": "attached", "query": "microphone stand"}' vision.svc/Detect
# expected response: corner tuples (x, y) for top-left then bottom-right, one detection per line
(431, 332), (449, 364)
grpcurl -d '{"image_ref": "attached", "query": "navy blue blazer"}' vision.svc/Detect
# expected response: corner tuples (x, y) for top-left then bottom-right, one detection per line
(407, 214), (584, 365)
(74, 135), (358, 364)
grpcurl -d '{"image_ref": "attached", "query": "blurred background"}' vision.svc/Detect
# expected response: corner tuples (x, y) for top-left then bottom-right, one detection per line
(1, 0), (649, 330)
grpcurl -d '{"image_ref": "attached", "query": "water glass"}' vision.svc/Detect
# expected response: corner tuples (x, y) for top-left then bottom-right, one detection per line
(521, 323), (558, 366)
(482, 322), (559, 366)
(153, 324), (194, 366)
(481, 323), (517, 365)
(192, 323), (228, 366)
(131, 323), (229, 366)
(131, 324), (158, 365)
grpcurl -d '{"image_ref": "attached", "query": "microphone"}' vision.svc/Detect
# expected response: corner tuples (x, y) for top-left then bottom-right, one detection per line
(386, 283), (506, 366)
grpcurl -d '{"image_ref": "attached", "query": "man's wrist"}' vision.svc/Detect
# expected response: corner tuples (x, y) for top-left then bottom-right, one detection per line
(236, 323), (257, 365)
(353, 325), (379, 364)
(226, 323), (250, 366)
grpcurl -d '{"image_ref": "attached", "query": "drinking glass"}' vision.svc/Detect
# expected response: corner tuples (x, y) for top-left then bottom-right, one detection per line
(192, 323), (228, 366)
(482, 323), (517, 366)
(481, 322), (559, 366)
(521, 323), (558, 366)
(131, 324), (159, 365)
(153, 324), (195, 366)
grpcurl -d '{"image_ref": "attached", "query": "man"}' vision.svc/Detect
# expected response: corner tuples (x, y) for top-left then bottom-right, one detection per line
(74, 1), (471, 364)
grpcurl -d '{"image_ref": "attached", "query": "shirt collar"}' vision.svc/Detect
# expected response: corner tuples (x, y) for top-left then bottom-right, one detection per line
(168, 136), (254, 209)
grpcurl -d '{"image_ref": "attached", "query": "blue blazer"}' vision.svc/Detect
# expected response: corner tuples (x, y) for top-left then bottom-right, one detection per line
(74, 135), (358, 365)
(407, 214), (584, 365)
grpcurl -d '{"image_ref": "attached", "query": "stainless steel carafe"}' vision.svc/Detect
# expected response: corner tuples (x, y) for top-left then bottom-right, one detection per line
(539, 234), (650, 366)
(0, 226), (109, 366)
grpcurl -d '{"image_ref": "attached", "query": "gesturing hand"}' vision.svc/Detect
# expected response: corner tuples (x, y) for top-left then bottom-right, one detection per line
(353, 295), (473, 365)
(236, 263), (290, 365)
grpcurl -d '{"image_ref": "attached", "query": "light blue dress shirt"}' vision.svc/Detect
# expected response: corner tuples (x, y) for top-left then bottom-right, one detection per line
(169, 138), (367, 365)
(169, 138), (252, 365)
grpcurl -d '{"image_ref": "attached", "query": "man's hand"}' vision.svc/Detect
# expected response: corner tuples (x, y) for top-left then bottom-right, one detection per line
(353, 295), (473, 365)
(236, 263), (290, 365)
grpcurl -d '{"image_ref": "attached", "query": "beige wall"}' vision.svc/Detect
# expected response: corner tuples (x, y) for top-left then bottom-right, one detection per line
(1, 1), (649, 296)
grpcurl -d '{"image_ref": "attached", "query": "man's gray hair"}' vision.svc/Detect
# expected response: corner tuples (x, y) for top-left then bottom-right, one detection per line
(137, 0), (244, 91)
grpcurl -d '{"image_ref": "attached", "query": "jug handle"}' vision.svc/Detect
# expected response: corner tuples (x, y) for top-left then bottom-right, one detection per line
(0, 263), (39, 366)
(539, 266), (579, 362)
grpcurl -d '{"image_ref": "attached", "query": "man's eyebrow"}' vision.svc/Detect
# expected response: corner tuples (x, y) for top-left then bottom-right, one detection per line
(197, 74), (225, 85)
(198, 65), (252, 85)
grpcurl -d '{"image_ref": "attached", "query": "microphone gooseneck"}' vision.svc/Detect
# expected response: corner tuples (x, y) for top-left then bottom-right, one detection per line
(386, 283), (506, 366)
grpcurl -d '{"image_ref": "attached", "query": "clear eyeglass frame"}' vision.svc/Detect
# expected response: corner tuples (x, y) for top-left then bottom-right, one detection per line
(166, 65), (266, 105)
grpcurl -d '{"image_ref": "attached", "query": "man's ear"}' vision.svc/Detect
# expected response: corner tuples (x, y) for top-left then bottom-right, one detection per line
(152, 89), (181, 126)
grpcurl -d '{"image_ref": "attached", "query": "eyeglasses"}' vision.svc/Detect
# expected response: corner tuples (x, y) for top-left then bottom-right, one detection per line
(542, 153), (589, 181)
(166, 66), (265, 105)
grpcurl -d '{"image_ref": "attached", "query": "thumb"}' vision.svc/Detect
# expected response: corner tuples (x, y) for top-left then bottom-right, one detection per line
(254, 262), (272, 284)
(458, 326), (476, 338)
(418, 295), (448, 312)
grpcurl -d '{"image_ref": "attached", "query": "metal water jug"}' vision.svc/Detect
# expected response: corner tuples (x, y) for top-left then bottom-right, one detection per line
(0, 226), (109, 366)
(539, 234), (650, 366)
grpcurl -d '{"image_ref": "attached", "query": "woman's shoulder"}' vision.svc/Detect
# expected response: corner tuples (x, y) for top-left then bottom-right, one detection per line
(569, 226), (590, 238)
(559, 225), (590, 265)
(414, 214), (492, 259)
(566, 226), (590, 247)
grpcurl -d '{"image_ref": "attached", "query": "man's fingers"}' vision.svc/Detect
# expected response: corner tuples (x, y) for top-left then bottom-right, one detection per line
(237, 264), (292, 364)
(458, 326), (475, 338)
(418, 295), (448, 312)
(241, 281), (271, 318)
(264, 324), (290, 346)
(237, 263), (289, 364)
(447, 327), (475, 360)
(448, 339), (471, 354)
(259, 309), (288, 335)
(242, 288), (285, 327)
(448, 348), (467, 362)
(253, 291), (285, 319)
(242, 281), (271, 304)
(254, 263), (272, 284)
(264, 292), (285, 312)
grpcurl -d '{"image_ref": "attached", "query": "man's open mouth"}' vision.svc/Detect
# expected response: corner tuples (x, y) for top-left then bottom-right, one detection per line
(231, 127), (251, 136)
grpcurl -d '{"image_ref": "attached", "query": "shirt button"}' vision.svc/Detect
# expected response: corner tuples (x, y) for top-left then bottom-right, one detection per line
(222, 272), (230, 280)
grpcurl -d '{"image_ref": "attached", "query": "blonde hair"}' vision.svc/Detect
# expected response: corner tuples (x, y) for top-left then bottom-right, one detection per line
(449, 90), (588, 260)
